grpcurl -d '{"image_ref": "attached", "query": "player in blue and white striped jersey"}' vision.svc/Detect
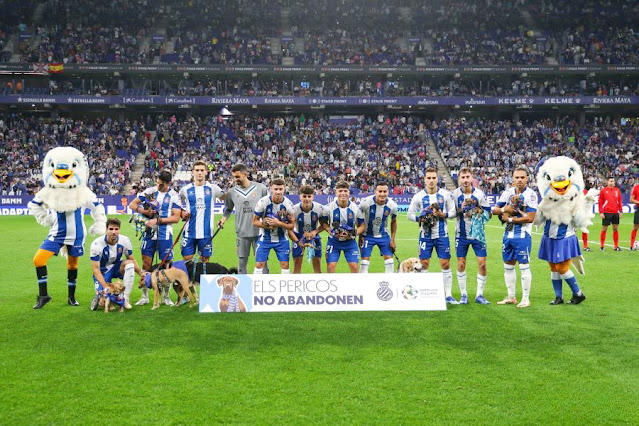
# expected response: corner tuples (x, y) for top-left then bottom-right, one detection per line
(451, 168), (492, 305)
(407, 168), (457, 303)
(179, 161), (226, 262)
(321, 181), (361, 273)
(128, 170), (182, 305)
(492, 166), (538, 308)
(356, 182), (398, 273)
(90, 218), (145, 309)
(252, 178), (295, 274)
(288, 185), (324, 273)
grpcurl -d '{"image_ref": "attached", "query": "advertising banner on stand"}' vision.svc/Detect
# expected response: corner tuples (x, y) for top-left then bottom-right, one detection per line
(199, 273), (446, 313)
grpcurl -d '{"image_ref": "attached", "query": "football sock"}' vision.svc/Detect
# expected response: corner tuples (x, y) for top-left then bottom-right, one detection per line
(420, 268), (429, 273)
(123, 263), (135, 302)
(359, 260), (370, 273)
(582, 233), (589, 248)
(561, 270), (581, 295)
(141, 286), (149, 299)
(457, 271), (468, 296)
(67, 269), (78, 298)
(442, 269), (453, 298)
(613, 230), (619, 248)
(384, 258), (394, 273)
(253, 267), (263, 274)
(281, 269), (290, 274)
(551, 271), (562, 298)
(631, 229), (638, 248)
(36, 266), (48, 296)
(520, 264), (532, 300)
(504, 264), (516, 299)
(600, 230), (607, 248)
(476, 274), (487, 296)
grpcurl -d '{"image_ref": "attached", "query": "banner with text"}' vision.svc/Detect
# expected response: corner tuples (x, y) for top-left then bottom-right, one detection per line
(198, 273), (446, 313)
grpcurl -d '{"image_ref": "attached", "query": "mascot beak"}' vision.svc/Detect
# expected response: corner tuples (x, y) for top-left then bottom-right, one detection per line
(53, 166), (74, 183)
(551, 179), (572, 195)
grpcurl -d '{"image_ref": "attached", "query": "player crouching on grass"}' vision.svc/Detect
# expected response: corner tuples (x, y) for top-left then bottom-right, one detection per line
(356, 181), (398, 274)
(90, 218), (145, 310)
(252, 178), (296, 274)
(288, 185), (325, 273)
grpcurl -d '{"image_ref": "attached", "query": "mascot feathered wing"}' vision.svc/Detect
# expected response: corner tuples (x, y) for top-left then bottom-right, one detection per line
(534, 156), (594, 305)
(28, 147), (107, 309)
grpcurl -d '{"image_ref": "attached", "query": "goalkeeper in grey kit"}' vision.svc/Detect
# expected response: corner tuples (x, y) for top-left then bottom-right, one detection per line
(218, 164), (268, 274)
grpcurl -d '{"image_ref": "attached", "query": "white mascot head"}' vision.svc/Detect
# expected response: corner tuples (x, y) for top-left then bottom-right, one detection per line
(535, 155), (596, 233)
(536, 156), (584, 202)
(42, 147), (90, 190)
(38, 146), (95, 213)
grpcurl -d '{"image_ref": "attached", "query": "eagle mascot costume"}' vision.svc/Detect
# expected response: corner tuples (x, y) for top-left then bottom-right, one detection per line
(534, 156), (597, 305)
(28, 147), (106, 309)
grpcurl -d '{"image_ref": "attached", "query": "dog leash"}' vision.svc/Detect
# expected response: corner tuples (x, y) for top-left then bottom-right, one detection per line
(158, 217), (189, 269)
(391, 249), (402, 273)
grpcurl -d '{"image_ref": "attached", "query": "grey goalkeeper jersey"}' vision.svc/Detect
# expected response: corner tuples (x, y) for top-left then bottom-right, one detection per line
(223, 181), (268, 238)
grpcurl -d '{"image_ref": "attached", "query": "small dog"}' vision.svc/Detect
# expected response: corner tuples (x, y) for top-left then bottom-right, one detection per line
(103, 281), (126, 313)
(217, 275), (247, 312)
(398, 257), (423, 273)
(139, 266), (199, 310)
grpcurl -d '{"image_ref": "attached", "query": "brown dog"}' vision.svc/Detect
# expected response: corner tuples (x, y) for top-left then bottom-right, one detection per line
(139, 267), (199, 310)
(103, 281), (126, 313)
(217, 275), (247, 312)
(398, 257), (423, 273)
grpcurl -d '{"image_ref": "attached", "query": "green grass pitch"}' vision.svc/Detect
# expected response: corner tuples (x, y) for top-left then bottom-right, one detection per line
(0, 213), (637, 424)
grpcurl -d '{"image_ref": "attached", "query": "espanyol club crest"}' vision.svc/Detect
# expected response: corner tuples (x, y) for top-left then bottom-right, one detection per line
(348, 212), (353, 220)
(117, 247), (123, 254)
(383, 210), (390, 216)
(377, 281), (393, 301)
(205, 188), (211, 195)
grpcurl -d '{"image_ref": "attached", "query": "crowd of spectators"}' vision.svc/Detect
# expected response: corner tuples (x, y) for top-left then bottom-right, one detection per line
(434, 117), (638, 194)
(0, 114), (146, 196)
(3, 0), (639, 66)
(131, 114), (638, 198)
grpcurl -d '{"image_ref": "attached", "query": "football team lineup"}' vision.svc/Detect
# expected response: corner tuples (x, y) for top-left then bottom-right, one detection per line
(25, 146), (636, 312)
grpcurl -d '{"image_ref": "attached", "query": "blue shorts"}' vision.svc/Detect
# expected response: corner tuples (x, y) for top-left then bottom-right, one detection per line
(419, 237), (451, 260)
(93, 266), (123, 291)
(326, 238), (360, 264)
(181, 236), (212, 258)
(40, 240), (84, 257)
(141, 237), (173, 261)
(455, 237), (487, 258)
(361, 235), (393, 258)
(502, 235), (532, 263)
(292, 237), (322, 259)
(255, 239), (290, 262)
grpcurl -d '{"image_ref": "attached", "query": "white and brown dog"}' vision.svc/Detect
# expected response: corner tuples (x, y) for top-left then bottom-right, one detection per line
(398, 257), (423, 273)
(217, 275), (247, 312)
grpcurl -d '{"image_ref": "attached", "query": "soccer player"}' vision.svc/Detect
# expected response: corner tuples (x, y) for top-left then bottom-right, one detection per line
(289, 185), (324, 273)
(451, 168), (492, 304)
(598, 176), (623, 251)
(492, 166), (538, 308)
(252, 178), (295, 274)
(631, 180), (639, 250)
(219, 164), (269, 273)
(407, 167), (457, 303)
(128, 170), (182, 305)
(90, 218), (145, 310)
(321, 181), (361, 273)
(356, 181), (398, 273)
(179, 161), (225, 262)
